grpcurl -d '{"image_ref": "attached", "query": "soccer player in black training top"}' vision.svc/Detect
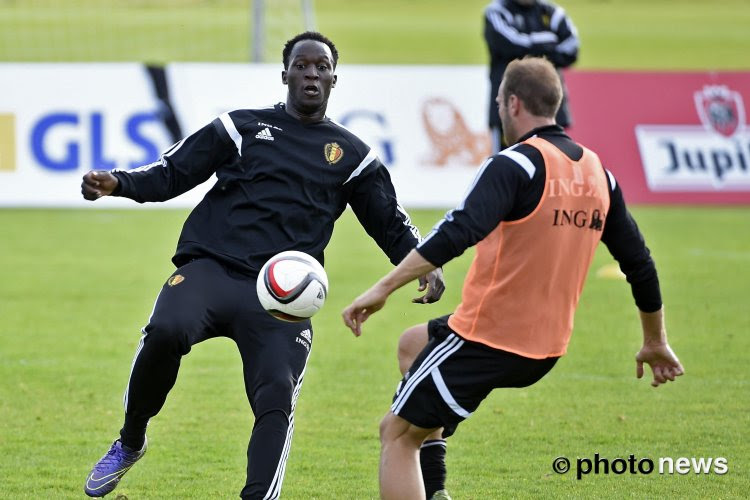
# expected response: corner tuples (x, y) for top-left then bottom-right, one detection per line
(80, 32), (445, 499)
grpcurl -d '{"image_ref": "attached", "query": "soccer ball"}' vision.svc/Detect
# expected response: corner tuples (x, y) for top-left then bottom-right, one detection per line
(256, 251), (329, 322)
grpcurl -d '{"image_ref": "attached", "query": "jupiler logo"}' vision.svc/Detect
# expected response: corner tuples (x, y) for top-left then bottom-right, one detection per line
(695, 85), (745, 138)
(635, 84), (750, 191)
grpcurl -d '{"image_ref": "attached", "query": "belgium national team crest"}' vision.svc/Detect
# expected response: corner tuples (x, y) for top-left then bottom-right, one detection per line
(324, 142), (343, 164)
(167, 274), (185, 287)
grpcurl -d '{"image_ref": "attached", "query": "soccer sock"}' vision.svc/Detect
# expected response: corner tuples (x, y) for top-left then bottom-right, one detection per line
(420, 439), (447, 498)
(120, 416), (147, 450)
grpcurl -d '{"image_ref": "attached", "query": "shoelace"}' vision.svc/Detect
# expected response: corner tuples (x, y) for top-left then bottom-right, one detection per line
(96, 445), (130, 469)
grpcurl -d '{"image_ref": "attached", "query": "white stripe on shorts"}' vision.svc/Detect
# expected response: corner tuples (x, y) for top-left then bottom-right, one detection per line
(431, 368), (472, 418)
(391, 333), (464, 415)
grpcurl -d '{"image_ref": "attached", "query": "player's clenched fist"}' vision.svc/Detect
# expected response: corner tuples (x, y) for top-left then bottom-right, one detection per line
(81, 170), (119, 200)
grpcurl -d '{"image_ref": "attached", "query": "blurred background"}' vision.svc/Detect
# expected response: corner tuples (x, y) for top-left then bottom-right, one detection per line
(0, 0), (747, 66)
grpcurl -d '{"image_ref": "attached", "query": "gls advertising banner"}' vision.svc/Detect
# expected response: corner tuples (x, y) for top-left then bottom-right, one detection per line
(0, 63), (490, 208)
(0, 64), (176, 207)
(1, 64), (749, 207)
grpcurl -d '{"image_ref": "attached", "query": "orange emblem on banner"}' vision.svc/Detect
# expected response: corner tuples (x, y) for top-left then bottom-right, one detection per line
(421, 98), (490, 166)
(324, 142), (343, 164)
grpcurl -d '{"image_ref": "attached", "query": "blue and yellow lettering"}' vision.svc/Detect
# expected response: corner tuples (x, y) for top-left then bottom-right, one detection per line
(338, 110), (395, 165)
(31, 113), (79, 171)
(91, 112), (116, 170)
(126, 112), (160, 169)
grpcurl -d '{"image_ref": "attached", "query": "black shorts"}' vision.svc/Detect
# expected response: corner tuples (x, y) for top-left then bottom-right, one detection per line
(391, 315), (558, 437)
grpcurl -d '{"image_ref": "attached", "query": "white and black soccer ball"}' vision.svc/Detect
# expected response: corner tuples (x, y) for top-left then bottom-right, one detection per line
(256, 250), (329, 322)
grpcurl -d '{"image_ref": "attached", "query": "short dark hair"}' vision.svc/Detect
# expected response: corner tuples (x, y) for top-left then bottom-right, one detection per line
(282, 31), (339, 69)
(502, 57), (562, 118)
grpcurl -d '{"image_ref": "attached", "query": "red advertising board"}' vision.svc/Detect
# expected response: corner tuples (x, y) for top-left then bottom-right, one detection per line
(565, 71), (750, 204)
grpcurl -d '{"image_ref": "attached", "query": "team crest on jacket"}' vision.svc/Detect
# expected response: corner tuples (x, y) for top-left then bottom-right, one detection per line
(324, 142), (343, 164)
(167, 274), (185, 286)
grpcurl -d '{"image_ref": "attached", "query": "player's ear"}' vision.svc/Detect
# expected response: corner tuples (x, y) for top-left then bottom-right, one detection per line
(281, 70), (288, 85)
(332, 74), (337, 88)
(509, 94), (520, 115)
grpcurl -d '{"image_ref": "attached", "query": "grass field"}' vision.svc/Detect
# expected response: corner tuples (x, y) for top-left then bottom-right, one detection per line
(1, 0), (749, 498)
(1, 207), (748, 498)
(0, 0), (749, 68)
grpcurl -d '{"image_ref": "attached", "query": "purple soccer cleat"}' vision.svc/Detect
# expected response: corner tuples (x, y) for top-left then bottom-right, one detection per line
(84, 437), (147, 497)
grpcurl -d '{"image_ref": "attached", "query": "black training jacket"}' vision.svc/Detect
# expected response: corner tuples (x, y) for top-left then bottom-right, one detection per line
(112, 103), (420, 274)
(484, 0), (579, 128)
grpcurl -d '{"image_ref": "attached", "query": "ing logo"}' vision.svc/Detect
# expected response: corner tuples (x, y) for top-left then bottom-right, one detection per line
(0, 113), (16, 172)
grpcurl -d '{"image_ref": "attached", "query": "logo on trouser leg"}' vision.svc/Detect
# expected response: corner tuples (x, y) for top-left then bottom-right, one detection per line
(296, 329), (311, 351)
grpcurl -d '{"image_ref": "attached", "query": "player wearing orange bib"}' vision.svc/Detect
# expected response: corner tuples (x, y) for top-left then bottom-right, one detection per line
(342, 57), (683, 500)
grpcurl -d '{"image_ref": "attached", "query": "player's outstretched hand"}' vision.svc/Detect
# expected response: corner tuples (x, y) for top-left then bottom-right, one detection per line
(342, 284), (389, 337)
(636, 342), (684, 387)
(81, 170), (118, 200)
(413, 268), (445, 304)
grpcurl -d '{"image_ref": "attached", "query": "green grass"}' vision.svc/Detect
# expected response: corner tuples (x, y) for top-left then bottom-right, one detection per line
(0, 0), (748, 68)
(0, 207), (748, 498)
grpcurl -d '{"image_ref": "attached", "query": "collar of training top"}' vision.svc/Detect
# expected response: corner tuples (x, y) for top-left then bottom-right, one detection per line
(517, 124), (567, 143)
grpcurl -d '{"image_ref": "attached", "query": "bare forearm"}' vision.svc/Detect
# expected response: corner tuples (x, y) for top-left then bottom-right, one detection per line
(342, 249), (438, 336)
(635, 306), (683, 387)
(639, 307), (666, 344)
(375, 249), (436, 295)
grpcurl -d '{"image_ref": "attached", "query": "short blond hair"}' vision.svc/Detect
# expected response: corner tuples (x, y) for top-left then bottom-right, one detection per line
(501, 57), (563, 118)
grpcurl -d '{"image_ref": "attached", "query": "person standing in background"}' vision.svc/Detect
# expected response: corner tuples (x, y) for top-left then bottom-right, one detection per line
(484, 0), (579, 151)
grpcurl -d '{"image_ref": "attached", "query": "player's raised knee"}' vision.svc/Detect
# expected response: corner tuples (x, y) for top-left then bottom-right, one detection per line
(253, 377), (295, 413)
(142, 319), (191, 354)
(397, 324), (428, 375)
(379, 412), (415, 445)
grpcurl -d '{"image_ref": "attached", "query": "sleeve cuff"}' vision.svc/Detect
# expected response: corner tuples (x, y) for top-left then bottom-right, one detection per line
(110, 171), (126, 196)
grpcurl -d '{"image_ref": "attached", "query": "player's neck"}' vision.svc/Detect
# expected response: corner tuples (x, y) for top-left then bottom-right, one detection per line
(513, 116), (556, 142)
(284, 100), (327, 124)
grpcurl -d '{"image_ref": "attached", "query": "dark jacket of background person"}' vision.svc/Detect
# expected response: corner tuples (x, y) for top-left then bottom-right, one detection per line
(484, 0), (579, 131)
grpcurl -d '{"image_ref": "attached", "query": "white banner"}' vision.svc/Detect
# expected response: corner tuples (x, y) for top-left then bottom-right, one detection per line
(0, 64), (182, 207)
(635, 125), (750, 191)
(0, 63), (492, 208)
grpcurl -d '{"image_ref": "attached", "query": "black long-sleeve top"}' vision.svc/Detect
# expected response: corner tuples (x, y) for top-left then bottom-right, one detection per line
(112, 103), (421, 274)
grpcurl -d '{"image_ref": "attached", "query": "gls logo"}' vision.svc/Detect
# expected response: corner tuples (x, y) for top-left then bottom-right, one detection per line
(31, 111), (163, 171)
